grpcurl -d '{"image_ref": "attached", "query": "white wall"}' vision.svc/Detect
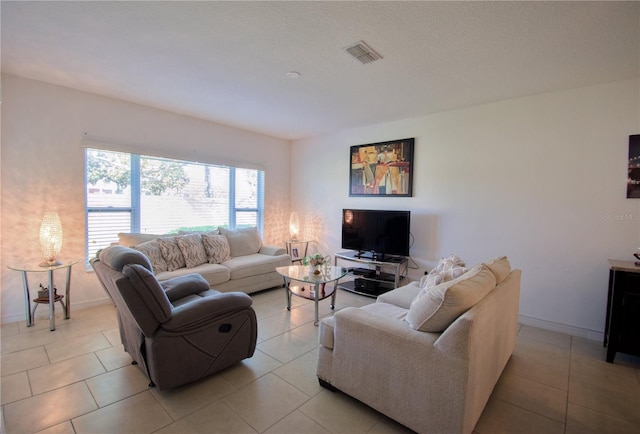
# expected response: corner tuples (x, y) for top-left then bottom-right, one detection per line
(292, 79), (640, 339)
(1, 74), (291, 324)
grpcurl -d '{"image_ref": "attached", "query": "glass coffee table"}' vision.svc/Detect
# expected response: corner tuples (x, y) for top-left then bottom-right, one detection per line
(276, 265), (348, 325)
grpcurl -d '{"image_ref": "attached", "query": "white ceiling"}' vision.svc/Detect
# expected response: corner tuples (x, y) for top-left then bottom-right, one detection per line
(2, 1), (638, 140)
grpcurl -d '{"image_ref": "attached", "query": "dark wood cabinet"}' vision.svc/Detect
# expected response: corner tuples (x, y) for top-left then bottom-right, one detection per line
(605, 260), (640, 363)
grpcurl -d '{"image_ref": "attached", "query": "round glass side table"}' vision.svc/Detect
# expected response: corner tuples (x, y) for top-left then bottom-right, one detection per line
(7, 259), (80, 331)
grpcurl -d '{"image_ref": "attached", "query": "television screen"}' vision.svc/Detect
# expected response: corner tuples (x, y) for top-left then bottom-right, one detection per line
(342, 209), (411, 258)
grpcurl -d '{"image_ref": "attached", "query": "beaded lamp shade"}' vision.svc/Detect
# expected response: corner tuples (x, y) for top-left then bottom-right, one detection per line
(39, 212), (63, 266)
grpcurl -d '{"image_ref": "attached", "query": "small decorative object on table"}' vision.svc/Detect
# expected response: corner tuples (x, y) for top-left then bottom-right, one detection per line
(302, 253), (329, 275)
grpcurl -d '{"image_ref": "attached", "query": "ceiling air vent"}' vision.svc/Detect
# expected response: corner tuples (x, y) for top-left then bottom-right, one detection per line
(343, 41), (383, 65)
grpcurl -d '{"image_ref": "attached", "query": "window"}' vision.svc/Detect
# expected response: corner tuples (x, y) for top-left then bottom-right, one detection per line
(85, 148), (264, 263)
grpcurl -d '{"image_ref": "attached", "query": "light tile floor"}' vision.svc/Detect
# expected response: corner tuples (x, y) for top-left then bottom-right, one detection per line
(1, 287), (639, 433)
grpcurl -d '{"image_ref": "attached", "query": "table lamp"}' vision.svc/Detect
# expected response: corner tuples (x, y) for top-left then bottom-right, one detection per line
(289, 212), (300, 241)
(39, 212), (63, 266)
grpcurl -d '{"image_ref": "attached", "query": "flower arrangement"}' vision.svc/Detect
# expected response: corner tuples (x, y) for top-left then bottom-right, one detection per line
(302, 253), (327, 267)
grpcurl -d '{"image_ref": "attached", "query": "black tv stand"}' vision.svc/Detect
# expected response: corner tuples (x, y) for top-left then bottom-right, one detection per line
(335, 251), (408, 297)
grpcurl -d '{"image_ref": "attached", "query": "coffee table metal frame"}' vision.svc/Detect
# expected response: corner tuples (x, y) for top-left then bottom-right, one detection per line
(276, 265), (348, 325)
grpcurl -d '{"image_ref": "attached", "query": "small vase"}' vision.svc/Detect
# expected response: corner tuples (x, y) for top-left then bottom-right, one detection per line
(309, 264), (321, 275)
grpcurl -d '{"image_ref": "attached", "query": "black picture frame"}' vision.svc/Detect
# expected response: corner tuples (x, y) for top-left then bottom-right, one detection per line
(349, 138), (414, 197)
(628, 134), (640, 198)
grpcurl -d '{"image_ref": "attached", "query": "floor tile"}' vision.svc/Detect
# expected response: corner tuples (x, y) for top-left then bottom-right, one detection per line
(565, 402), (640, 434)
(264, 409), (330, 434)
(34, 421), (76, 434)
(0, 371), (32, 405)
(3, 382), (97, 433)
(503, 350), (570, 390)
(518, 325), (571, 348)
(273, 349), (323, 397)
(568, 375), (640, 424)
(72, 391), (172, 433)
(45, 330), (111, 363)
(150, 373), (237, 420)
(474, 398), (564, 434)
(101, 327), (121, 346)
(155, 401), (257, 434)
(94, 343), (133, 371)
(221, 349), (282, 388)
(492, 372), (567, 422)
(225, 373), (310, 432)
(85, 364), (151, 407)
(298, 388), (382, 433)
(1, 345), (50, 376)
(257, 329), (319, 364)
(570, 355), (640, 392)
(28, 353), (105, 395)
(3, 292), (639, 434)
(1, 327), (65, 354)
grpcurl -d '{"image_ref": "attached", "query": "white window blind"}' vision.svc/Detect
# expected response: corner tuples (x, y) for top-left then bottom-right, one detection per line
(85, 148), (264, 263)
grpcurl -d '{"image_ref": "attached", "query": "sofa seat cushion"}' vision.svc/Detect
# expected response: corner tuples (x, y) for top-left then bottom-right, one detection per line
(406, 264), (497, 332)
(360, 302), (409, 321)
(221, 253), (291, 280)
(156, 263), (230, 286)
(376, 282), (421, 309)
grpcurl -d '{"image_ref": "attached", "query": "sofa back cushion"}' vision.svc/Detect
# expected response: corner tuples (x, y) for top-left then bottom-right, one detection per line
(176, 233), (208, 268)
(201, 233), (232, 263)
(157, 237), (187, 271)
(219, 227), (262, 257)
(406, 264), (497, 332)
(131, 240), (169, 273)
(484, 256), (511, 284)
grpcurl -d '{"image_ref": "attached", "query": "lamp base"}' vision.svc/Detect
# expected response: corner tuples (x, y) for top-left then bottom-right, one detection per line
(39, 260), (62, 267)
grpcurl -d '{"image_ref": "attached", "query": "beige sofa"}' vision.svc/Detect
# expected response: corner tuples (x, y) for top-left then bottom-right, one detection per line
(317, 256), (521, 434)
(117, 227), (291, 294)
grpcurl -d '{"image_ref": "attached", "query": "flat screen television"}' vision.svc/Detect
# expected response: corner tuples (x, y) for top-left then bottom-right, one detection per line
(341, 209), (411, 259)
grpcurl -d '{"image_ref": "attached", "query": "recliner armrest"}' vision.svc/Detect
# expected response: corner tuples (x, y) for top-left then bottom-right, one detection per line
(259, 245), (287, 256)
(162, 292), (253, 332)
(160, 273), (210, 302)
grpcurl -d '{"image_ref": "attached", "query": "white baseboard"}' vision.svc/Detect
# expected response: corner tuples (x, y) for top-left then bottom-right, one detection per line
(518, 314), (604, 342)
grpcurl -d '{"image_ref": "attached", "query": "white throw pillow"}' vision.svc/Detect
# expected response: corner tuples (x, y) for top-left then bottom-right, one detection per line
(436, 253), (467, 281)
(201, 233), (232, 264)
(176, 233), (208, 268)
(406, 264), (497, 332)
(218, 227), (262, 257)
(130, 239), (169, 273)
(157, 236), (187, 271)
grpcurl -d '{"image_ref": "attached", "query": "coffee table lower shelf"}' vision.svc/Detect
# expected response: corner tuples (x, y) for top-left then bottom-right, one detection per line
(337, 279), (399, 298)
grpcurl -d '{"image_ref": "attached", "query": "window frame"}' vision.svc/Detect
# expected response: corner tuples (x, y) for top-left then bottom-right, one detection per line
(85, 149), (264, 266)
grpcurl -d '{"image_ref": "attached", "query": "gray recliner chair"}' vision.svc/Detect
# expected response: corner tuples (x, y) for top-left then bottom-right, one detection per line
(91, 245), (257, 390)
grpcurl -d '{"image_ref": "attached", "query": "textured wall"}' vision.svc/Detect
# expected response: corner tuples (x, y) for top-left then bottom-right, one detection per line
(291, 79), (640, 339)
(1, 75), (291, 323)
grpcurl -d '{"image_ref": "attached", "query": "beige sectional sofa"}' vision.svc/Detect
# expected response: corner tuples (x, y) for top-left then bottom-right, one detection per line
(117, 227), (291, 294)
(317, 256), (521, 434)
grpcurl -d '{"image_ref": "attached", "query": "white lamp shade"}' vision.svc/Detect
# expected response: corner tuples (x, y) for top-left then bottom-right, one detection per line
(40, 212), (63, 266)
(289, 212), (300, 241)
